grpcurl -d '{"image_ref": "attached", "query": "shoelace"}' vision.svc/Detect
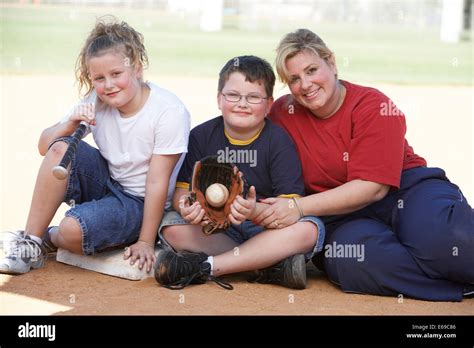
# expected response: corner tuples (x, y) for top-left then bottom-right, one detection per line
(208, 275), (234, 290)
(1, 230), (25, 245)
(164, 271), (233, 290)
(5, 234), (42, 261)
(162, 257), (233, 290)
(0, 231), (24, 253)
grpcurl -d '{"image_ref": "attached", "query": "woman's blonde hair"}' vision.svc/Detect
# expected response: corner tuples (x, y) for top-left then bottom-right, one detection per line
(75, 16), (148, 97)
(275, 28), (334, 84)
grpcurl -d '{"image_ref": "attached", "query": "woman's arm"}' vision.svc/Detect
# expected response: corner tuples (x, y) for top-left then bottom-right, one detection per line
(255, 179), (390, 228)
(301, 179), (390, 216)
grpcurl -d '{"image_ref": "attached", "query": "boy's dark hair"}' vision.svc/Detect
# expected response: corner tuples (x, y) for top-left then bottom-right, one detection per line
(218, 55), (276, 98)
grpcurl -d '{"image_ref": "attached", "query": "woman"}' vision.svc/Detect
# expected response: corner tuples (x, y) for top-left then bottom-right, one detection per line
(257, 28), (473, 301)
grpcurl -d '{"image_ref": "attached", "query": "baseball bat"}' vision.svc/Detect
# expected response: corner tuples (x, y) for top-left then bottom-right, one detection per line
(52, 121), (88, 180)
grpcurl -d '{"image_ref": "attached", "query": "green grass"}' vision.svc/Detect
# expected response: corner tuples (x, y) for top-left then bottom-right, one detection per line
(1, 4), (472, 85)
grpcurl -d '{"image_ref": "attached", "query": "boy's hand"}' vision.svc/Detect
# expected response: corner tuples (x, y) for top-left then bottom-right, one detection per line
(70, 103), (96, 126)
(229, 186), (256, 225)
(178, 194), (209, 226)
(123, 240), (156, 273)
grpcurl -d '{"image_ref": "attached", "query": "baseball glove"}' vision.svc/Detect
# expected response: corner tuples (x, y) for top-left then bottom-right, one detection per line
(188, 155), (247, 235)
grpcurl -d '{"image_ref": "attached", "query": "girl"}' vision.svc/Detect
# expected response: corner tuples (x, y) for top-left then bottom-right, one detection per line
(0, 17), (190, 275)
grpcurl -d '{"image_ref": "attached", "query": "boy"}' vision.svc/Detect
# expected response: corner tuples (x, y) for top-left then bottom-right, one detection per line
(154, 56), (325, 289)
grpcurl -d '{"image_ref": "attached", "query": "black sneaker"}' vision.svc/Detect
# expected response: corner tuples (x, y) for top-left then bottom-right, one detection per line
(249, 254), (307, 289)
(154, 245), (233, 290)
(463, 284), (474, 298)
(311, 251), (325, 272)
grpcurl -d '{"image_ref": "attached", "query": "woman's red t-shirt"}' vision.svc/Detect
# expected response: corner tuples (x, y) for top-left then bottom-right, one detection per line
(268, 80), (427, 194)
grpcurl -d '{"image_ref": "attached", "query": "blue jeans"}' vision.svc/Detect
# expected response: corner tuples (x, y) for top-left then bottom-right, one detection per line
(158, 211), (325, 261)
(51, 139), (144, 255)
(314, 167), (474, 301)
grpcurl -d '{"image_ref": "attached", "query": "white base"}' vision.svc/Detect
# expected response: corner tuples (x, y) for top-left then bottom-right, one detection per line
(56, 248), (156, 280)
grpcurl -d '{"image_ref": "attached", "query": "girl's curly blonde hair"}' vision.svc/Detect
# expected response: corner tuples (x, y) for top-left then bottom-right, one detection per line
(75, 16), (148, 97)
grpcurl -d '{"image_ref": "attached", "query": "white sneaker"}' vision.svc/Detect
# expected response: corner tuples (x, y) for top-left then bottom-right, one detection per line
(0, 231), (45, 274)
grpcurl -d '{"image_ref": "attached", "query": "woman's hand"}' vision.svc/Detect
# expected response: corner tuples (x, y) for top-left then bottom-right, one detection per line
(253, 197), (301, 229)
(123, 240), (156, 273)
(229, 186), (257, 225)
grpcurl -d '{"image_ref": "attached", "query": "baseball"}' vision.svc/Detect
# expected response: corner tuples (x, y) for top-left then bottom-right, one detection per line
(205, 183), (229, 208)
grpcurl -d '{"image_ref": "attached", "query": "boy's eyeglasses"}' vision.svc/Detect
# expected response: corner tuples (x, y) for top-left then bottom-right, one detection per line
(222, 93), (268, 104)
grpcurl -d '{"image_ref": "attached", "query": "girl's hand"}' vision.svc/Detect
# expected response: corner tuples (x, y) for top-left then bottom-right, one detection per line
(229, 186), (257, 225)
(123, 240), (156, 273)
(253, 197), (301, 229)
(69, 103), (96, 126)
(178, 194), (209, 226)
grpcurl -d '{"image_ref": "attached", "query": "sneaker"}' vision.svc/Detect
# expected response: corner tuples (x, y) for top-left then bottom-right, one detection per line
(0, 232), (45, 274)
(41, 226), (58, 254)
(311, 251), (325, 272)
(154, 245), (233, 290)
(1, 230), (25, 242)
(249, 254), (307, 289)
(463, 284), (474, 298)
(0, 230), (25, 254)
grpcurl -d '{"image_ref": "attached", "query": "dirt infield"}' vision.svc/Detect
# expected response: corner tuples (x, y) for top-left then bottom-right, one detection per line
(1, 75), (473, 315)
(1, 256), (473, 315)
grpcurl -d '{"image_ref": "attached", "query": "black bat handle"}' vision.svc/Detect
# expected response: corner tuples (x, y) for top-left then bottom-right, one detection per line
(52, 122), (88, 180)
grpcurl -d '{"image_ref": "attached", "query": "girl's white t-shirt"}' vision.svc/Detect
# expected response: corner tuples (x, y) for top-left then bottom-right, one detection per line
(62, 82), (190, 209)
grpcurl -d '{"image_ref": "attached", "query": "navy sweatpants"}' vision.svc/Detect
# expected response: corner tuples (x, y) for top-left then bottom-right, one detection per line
(313, 167), (474, 301)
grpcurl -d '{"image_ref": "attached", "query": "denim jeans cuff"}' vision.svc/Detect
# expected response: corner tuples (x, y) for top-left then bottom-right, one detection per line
(157, 210), (188, 250)
(298, 215), (326, 260)
(65, 209), (91, 255)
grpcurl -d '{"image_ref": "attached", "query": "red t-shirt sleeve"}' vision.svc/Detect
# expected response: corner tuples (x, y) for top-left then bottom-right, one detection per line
(347, 92), (406, 188)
